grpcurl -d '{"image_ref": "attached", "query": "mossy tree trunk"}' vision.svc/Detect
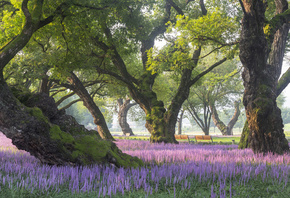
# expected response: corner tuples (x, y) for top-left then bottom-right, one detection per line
(67, 72), (115, 141)
(94, 1), (175, 143)
(0, 79), (142, 167)
(0, 0), (142, 167)
(209, 100), (240, 135)
(239, 0), (289, 154)
(117, 98), (136, 136)
(238, 120), (249, 149)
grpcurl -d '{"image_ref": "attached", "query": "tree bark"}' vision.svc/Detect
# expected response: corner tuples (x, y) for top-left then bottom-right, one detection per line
(239, 0), (289, 154)
(210, 100), (241, 135)
(226, 100), (241, 135)
(68, 72), (115, 141)
(238, 120), (249, 149)
(117, 98), (136, 136)
(209, 102), (227, 135)
(39, 74), (51, 95)
(0, 78), (142, 167)
(177, 109), (185, 135)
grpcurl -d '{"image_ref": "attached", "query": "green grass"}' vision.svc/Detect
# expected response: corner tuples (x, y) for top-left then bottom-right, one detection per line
(114, 135), (242, 144)
(212, 136), (241, 143)
(115, 136), (150, 141)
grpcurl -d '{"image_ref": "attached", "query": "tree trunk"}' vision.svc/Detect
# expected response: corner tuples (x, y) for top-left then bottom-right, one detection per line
(177, 109), (184, 135)
(68, 73), (115, 141)
(209, 103), (227, 135)
(239, 0), (289, 154)
(39, 71), (51, 95)
(0, 77), (142, 167)
(238, 120), (249, 149)
(117, 98), (136, 136)
(39, 75), (50, 95)
(186, 101), (211, 135)
(226, 100), (241, 135)
(210, 100), (241, 135)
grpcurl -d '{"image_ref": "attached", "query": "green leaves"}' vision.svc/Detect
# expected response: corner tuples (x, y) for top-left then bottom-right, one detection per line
(0, 1), (24, 47)
(174, 9), (239, 47)
(146, 6), (239, 76)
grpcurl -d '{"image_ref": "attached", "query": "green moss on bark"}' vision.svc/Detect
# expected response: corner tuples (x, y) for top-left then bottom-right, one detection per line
(238, 121), (249, 149)
(50, 125), (75, 143)
(49, 124), (144, 167)
(27, 107), (49, 123)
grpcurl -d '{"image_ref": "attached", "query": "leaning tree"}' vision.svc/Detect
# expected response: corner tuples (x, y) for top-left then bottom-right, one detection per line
(238, 0), (290, 154)
(0, 0), (143, 167)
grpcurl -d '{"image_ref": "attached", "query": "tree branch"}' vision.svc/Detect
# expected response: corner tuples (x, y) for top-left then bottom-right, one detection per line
(199, 0), (207, 16)
(266, 9), (290, 46)
(21, 0), (31, 20)
(94, 65), (135, 88)
(166, 0), (184, 15)
(101, 24), (139, 85)
(277, 67), (290, 95)
(71, 3), (109, 11)
(58, 99), (82, 110)
(0, 1), (11, 8)
(50, 88), (67, 97)
(141, 1), (171, 68)
(55, 91), (75, 106)
(239, 0), (246, 14)
(190, 58), (227, 86)
(92, 33), (138, 86)
(194, 41), (239, 60)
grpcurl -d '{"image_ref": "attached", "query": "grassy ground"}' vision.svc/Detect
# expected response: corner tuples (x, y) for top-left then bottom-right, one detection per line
(114, 131), (290, 143)
(114, 135), (241, 144)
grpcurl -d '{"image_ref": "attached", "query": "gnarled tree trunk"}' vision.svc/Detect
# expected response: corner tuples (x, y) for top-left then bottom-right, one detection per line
(117, 98), (136, 136)
(239, 0), (289, 154)
(68, 72), (115, 141)
(0, 79), (142, 167)
(239, 1), (290, 150)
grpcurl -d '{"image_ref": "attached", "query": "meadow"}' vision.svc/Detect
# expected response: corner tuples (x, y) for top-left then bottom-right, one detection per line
(0, 133), (289, 198)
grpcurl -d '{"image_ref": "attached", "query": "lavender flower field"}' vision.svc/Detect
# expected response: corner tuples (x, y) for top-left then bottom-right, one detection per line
(0, 133), (289, 198)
